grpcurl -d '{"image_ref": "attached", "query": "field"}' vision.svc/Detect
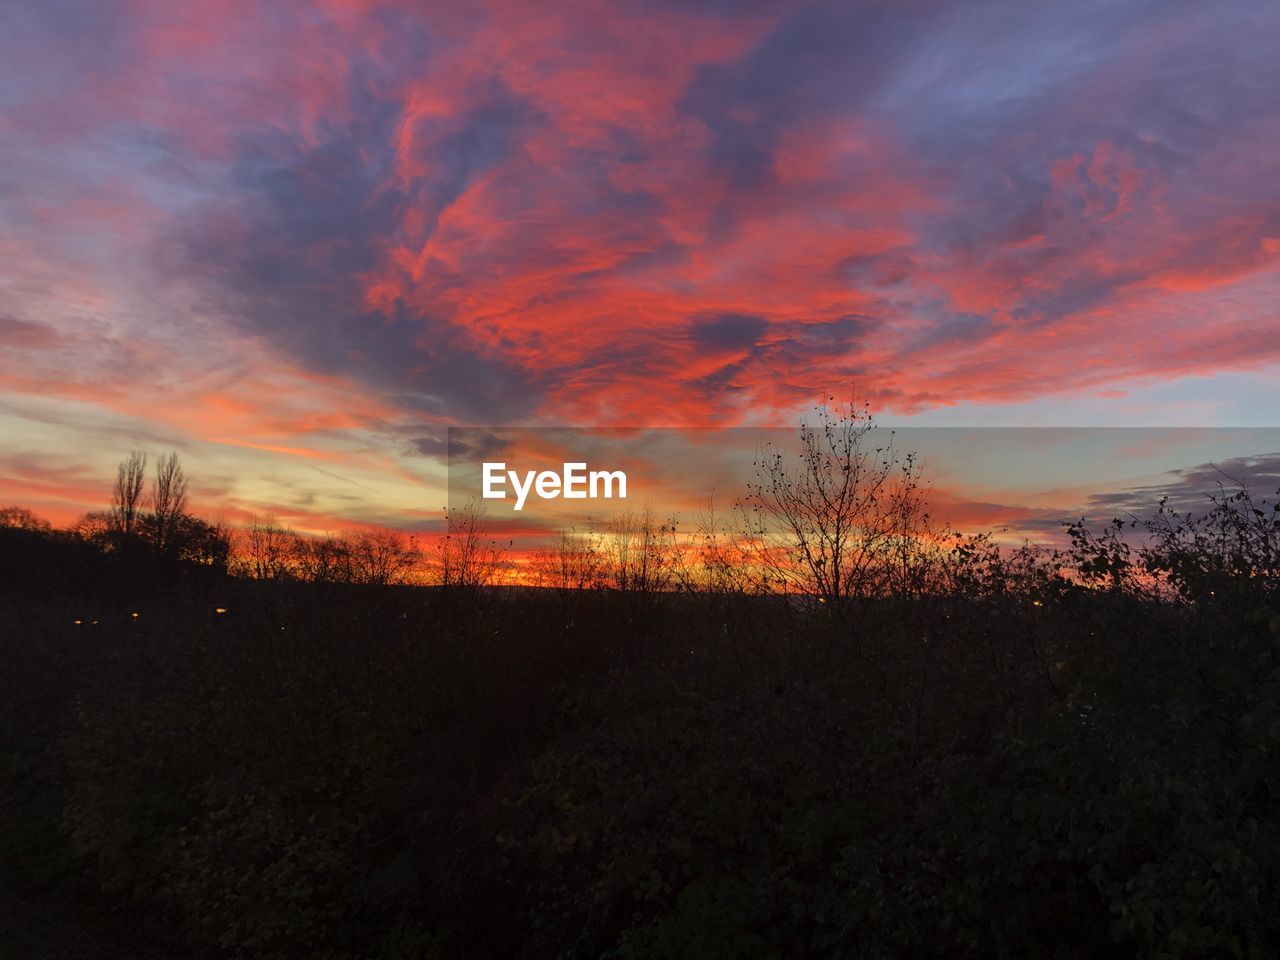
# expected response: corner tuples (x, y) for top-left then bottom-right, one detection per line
(4, 540), (1278, 958)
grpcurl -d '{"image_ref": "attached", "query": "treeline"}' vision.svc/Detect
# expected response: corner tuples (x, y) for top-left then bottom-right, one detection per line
(1, 452), (229, 599)
(0, 450), (423, 597)
(516, 404), (1280, 620)
(4, 406), (1279, 609)
(233, 516), (419, 586)
(74, 450), (230, 568)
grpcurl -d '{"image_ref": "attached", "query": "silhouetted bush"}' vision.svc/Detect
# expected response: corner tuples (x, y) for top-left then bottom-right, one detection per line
(3, 458), (1278, 957)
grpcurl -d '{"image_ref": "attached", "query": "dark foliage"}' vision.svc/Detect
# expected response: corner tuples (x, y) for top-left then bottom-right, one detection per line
(3, 484), (1279, 958)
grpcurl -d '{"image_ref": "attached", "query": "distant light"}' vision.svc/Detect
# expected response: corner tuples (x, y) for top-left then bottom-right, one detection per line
(131, 612), (140, 619)
(91, 619), (99, 625)
(73, 619), (82, 625)
(214, 607), (228, 614)
(1032, 600), (1043, 607)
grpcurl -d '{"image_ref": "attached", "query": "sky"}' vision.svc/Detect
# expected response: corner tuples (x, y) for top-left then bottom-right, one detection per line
(1, 0), (1278, 535)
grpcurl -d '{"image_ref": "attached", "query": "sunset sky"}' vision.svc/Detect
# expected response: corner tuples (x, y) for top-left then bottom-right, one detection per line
(2, 0), (1278, 534)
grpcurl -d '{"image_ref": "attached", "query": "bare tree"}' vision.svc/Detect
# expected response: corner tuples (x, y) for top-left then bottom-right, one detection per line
(235, 514), (299, 580)
(150, 452), (189, 554)
(600, 506), (679, 595)
(434, 502), (508, 588)
(344, 528), (420, 586)
(530, 527), (604, 624)
(72, 511), (113, 545)
(0, 506), (52, 532)
(677, 499), (751, 596)
(531, 527), (604, 593)
(291, 534), (350, 584)
(110, 450), (147, 539)
(738, 399), (932, 610)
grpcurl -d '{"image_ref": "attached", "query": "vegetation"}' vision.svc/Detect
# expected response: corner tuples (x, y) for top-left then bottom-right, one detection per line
(2, 416), (1279, 958)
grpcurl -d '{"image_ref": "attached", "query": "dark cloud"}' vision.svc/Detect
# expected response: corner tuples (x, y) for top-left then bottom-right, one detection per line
(1085, 453), (1280, 519)
(413, 430), (512, 464)
(169, 67), (551, 423)
(688, 313), (767, 351)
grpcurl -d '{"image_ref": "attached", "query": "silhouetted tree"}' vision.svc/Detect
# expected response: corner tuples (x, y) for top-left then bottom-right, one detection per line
(1141, 483), (1279, 605)
(291, 534), (351, 584)
(678, 499), (752, 595)
(739, 399), (932, 610)
(234, 514), (300, 580)
(0, 505), (52, 532)
(435, 502), (507, 588)
(343, 528), (420, 585)
(531, 528), (604, 593)
(71, 510), (113, 546)
(110, 450), (147, 540)
(168, 514), (232, 572)
(600, 506), (678, 595)
(148, 452), (189, 555)
(531, 528), (604, 626)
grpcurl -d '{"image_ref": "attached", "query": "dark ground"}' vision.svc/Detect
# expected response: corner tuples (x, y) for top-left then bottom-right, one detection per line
(3, 551), (1279, 958)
